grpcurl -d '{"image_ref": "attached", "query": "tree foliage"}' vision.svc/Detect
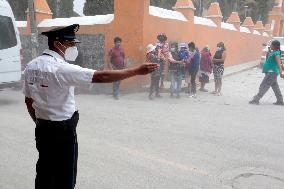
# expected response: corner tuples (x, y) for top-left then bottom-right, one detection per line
(6, 0), (275, 23)
(7, 0), (28, 20)
(47, 0), (75, 18)
(84, 0), (114, 15)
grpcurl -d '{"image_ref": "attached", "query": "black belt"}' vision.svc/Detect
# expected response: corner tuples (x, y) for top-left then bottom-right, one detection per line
(36, 111), (79, 131)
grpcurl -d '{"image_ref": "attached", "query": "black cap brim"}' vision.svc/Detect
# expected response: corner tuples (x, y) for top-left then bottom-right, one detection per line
(41, 24), (80, 43)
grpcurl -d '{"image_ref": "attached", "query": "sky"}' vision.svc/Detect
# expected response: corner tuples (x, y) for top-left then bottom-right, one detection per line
(74, 0), (86, 16)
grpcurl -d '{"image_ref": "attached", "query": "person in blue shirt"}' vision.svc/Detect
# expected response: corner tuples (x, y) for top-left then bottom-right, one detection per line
(187, 42), (200, 98)
(250, 40), (284, 105)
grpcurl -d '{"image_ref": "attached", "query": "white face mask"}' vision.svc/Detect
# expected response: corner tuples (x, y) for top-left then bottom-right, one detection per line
(217, 47), (222, 51)
(64, 46), (78, 61)
(58, 42), (79, 61)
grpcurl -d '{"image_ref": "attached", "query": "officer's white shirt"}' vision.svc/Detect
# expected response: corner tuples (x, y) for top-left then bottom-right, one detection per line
(23, 49), (96, 121)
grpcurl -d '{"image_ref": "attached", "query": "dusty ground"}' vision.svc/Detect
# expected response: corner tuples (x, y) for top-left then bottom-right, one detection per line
(1, 68), (284, 189)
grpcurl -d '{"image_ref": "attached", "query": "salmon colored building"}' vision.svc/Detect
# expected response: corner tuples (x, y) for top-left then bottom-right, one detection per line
(18, 0), (280, 89)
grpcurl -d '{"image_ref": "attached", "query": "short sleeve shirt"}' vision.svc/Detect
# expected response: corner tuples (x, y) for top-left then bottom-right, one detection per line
(23, 49), (96, 121)
(108, 47), (125, 68)
(263, 50), (281, 75)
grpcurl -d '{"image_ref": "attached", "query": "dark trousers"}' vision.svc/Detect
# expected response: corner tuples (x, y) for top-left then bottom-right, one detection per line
(113, 81), (121, 98)
(150, 76), (161, 96)
(189, 72), (197, 94)
(112, 65), (123, 98)
(253, 72), (283, 102)
(35, 112), (79, 189)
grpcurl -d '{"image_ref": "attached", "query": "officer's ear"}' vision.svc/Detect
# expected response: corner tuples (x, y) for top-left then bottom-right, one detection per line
(53, 41), (61, 49)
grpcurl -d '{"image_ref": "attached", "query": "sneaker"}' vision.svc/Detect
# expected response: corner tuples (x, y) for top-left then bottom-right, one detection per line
(273, 101), (284, 106)
(249, 100), (259, 105)
(188, 93), (197, 98)
(149, 95), (154, 100)
(156, 94), (162, 98)
(200, 88), (208, 92)
(113, 96), (119, 100)
(216, 92), (222, 96)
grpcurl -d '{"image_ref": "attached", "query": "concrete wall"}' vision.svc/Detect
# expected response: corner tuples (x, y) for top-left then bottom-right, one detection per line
(20, 34), (105, 71)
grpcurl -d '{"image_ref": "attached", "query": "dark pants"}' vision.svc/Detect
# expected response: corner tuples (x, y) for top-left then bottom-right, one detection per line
(35, 112), (79, 189)
(189, 72), (197, 94)
(150, 76), (161, 96)
(112, 65), (123, 98)
(113, 81), (121, 98)
(253, 72), (283, 102)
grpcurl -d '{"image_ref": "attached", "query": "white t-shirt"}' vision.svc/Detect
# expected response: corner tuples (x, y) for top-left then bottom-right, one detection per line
(23, 49), (96, 121)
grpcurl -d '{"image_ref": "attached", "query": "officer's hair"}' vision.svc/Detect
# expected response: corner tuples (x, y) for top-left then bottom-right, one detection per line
(114, 37), (122, 43)
(48, 38), (64, 50)
(48, 39), (56, 50)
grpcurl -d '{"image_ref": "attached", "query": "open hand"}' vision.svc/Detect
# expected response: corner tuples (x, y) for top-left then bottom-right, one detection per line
(136, 63), (159, 75)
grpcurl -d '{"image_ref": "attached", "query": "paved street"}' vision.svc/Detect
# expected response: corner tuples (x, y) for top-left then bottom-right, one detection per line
(1, 68), (284, 189)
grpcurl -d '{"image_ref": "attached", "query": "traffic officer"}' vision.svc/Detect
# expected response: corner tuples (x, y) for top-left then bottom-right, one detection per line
(23, 24), (158, 189)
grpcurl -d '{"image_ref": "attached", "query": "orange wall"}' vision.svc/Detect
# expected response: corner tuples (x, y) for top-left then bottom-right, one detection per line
(194, 25), (268, 67)
(143, 15), (269, 68)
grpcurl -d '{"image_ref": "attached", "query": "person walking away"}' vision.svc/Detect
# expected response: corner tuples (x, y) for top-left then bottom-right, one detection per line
(169, 42), (185, 98)
(108, 37), (125, 100)
(146, 44), (164, 100)
(199, 45), (213, 92)
(156, 33), (170, 90)
(23, 24), (158, 189)
(249, 40), (284, 105)
(187, 42), (200, 98)
(212, 42), (227, 96)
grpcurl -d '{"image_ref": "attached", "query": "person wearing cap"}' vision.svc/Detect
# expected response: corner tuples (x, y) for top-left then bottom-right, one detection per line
(23, 24), (158, 189)
(107, 37), (125, 100)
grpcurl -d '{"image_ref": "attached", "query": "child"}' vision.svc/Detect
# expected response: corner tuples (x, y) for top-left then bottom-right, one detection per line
(250, 40), (284, 105)
(146, 44), (164, 100)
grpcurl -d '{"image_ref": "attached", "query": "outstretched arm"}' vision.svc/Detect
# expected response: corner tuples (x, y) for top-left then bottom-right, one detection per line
(92, 63), (158, 83)
(275, 55), (284, 78)
(25, 97), (36, 123)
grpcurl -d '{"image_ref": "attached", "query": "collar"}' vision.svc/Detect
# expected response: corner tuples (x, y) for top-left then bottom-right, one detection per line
(42, 49), (65, 62)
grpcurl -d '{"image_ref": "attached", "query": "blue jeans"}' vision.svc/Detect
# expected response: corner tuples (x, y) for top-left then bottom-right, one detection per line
(170, 71), (182, 95)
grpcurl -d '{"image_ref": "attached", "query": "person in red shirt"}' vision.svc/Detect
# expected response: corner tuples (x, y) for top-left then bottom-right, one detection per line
(107, 37), (125, 100)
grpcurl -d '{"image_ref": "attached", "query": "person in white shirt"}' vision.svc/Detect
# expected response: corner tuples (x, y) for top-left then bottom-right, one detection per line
(23, 24), (158, 189)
